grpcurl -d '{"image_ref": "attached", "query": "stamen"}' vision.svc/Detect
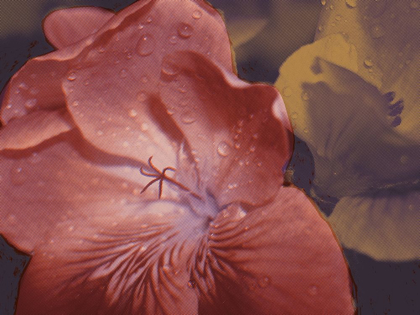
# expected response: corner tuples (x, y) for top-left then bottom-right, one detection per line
(140, 156), (203, 200)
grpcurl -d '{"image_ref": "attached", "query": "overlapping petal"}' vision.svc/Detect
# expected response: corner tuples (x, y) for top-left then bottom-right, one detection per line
(329, 190), (420, 261)
(1, 0), (233, 126)
(276, 34), (420, 198)
(316, 0), (419, 141)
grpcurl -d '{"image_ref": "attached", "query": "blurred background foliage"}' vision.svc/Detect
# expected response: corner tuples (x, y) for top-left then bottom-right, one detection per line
(0, 0), (418, 314)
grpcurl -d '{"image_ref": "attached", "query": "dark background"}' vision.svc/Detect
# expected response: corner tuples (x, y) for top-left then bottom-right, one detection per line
(0, 0), (418, 314)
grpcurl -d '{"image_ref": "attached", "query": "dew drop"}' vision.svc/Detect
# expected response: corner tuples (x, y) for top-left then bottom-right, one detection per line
(335, 15), (342, 21)
(96, 130), (104, 136)
(321, 0), (326, 5)
(72, 100), (79, 107)
(228, 183), (238, 190)
(177, 23), (194, 38)
(137, 91), (147, 102)
(28, 152), (42, 164)
(258, 277), (270, 288)
(249, 145), (256, 153)
(364, 58), (374, 68)
(308, 285), (318, 296)
(161, 60), (180, 76)
(136, 34), (156, 56)
(84, 80), (90, 86)
(119, 69), (128, 78)
(318, 25), (324, 32)
(303, 128), (309, 134)
(18, 82), (29, 90)
(192, 10), (202, 19)
(217, 141), (231, 157)
(67, 72), (77, 81)
(181, 110), (196, 124)
(301, 91), (310, 101)
(370, 24), (386, 38)
(141, 76), (149, 83)
(282, 86), (293, 97)
(346, 0), (357, 8)
(122, 141), (129, 148)
(169, 35), (178, 44)
(29, 87), (39, 95)
(146, 16), (153, 23)
(291, 112), (298, 119)
(141, 122), (149, 131)
(11, 167), (27, 186)
(128, 109), (138, 118)
(24, 98), (37, 109)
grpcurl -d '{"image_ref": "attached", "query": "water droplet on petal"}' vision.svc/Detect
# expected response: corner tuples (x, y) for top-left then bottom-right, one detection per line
(321, 0), (326, 5)
(28, 152), (42, 164)
(308, 285), (318, 295)
(346, 0), (357, 8)
(301, 91), (310, 100)
(72, 100), (79, 107)
(146, 16), (153, 23)
(177, 23), (193, 38)
(96, 130), (104, 136)
(136, 34), (156, 56)
(217, 141), (231, 157)
(119, 69), (128, 78)
(303, 128), (309, 134)
(169, 35), (178, 44)
(192, 10), (202, 19)
(187, 280), (196, 288)
(291, 112), (298, 119)
(24, 98), (37, 109)
(258, 277), (270, 288)
(18, 82), (29, 90)
(122, 141), (129, 148)
(370, 24), (385, 38)
(161, 60), (180, 76)
(141, 122), (149, 131)
(128, 109), (138, 117)
(29, 87), (39, 95)
(335, 15), (342, 21)
(364, 58), (374, 68)
(11, 167), (27, 186)
(282, 86), (293, 97)
(181, 110), (196, 124)
(318, 25), (324, 32)
(67, 72), (77, 81)
(137, 91), (147, 102)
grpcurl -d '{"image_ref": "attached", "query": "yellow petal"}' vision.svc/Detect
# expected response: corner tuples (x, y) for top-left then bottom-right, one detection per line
(329, 190), (420, 261)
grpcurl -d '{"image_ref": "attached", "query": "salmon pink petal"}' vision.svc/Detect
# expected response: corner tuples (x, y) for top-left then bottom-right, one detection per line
(194, 187), (354, 314)
(61, 1), (233, 170)
(43, 7), (115, 49)
(0, 132), (209, 314)
(0, 110), (74, 150)
(159, 52), (293, 206)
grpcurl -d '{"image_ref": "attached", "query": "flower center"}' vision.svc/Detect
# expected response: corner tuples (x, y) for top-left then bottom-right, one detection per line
(140, 156), (203, 200)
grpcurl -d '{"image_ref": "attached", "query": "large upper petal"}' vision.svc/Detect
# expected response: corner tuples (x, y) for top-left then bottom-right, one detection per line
(159, 51), (293, 206)
(275, 34), (420, 198)
(1, 0), (233, 129)
(316, 0), (420, 142)
(329, 190), (420, 261)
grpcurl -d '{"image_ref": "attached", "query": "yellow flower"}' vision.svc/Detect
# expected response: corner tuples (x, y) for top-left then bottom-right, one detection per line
(276, 0), (419, 261)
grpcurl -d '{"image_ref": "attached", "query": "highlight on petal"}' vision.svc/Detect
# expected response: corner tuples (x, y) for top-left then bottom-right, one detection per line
(315, 0), (420, 142)
(43, 7), (115, 49)
(192, 186), (354, 314)
(0, 110), (74, 150)
(329, 190), (420, 261)
(276, 35), (420, 198)
(159, 51), (293, 206)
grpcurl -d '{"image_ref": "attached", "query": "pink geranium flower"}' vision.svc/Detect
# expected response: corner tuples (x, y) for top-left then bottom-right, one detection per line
(0, 1), (353, 314)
